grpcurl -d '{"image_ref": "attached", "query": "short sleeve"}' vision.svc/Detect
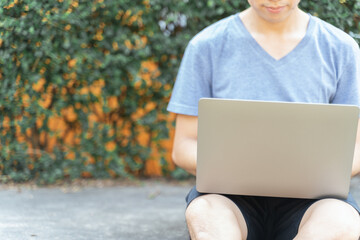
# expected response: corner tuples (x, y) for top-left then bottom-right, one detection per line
(167, 41), (212, 116)
(331, 41), (360, 107)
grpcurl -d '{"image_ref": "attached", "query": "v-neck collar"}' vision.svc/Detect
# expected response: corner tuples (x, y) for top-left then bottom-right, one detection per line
(234, 13), (315, 66)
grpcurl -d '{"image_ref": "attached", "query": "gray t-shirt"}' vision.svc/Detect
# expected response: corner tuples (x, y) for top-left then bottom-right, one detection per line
(167, 14), (360, 116)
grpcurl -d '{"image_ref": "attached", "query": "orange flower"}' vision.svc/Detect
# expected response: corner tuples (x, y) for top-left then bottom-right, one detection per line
(71, 1), (79, 8)
(64, 24), (71, 31)
(138, 60), (160, 86)
(105, 141), (117, 152)
(68, 58), (76, 68)
(137, 130), (150, 147)
(124, 39), (132, 49)
(107, 96), (119, 109)
(81, 171), (92, 178)
(89, 79), (105, 97)
(112, 42), (119, 51)
(66, 151), (75, 160)
(22, 94), (31, 107)
(28, 164), (34, 170)
(61, 106), (78, 122)
(108, 169), (116, 177)
(79, 87), (89, 95)
(145, 101), (156, 112)
(36, 117), (44, 128)
(39, 67), (46, 75)
(32, 78), (46, 92)
(38, 93), (52, 109)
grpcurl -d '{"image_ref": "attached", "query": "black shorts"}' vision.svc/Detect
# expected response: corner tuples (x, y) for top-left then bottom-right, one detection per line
(186, 186), (360, 240)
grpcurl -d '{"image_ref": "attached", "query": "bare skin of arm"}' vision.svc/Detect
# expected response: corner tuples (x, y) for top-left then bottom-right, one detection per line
(351, 119), (360, 177)
(171, 114), (198, 175)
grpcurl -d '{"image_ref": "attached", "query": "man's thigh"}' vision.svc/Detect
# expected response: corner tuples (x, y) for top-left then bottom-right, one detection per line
(185, 187), (360, 239)
(185, 187), (315, 240)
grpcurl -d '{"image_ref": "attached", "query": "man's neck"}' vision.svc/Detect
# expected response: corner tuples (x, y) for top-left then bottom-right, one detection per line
(240, 7), (309, 36)
(238, 7), (310, 60)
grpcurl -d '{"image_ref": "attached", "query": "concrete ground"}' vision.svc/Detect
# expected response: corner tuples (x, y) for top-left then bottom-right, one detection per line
(0, 177), (359, 240)
(0, 179), (193, 240)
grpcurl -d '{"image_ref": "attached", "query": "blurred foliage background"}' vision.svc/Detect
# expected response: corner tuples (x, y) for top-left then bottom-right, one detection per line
(0, 0), (359, 184)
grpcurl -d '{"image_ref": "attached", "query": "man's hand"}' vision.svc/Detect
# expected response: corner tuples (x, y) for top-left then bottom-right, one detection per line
(352, 119), (360, 177)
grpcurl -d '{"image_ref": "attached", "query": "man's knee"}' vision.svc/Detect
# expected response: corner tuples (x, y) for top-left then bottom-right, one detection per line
(322, 220), (360, 240)
(186, 195), (224, 221)
(185, 194), (246, 240)
(329, 213), (360, 240)
(337, 212), (360, 240)
(186, 194), (238, 221)
(297, 199), (360, 240)
(186, 197), (208, 224)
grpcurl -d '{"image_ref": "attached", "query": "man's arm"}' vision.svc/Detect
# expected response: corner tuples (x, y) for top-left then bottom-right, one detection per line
(352, 119), (360, 177)
(171, 114), (198, 175)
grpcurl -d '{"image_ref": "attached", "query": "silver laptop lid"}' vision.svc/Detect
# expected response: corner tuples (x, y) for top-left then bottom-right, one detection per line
(196, 98), (359, 199)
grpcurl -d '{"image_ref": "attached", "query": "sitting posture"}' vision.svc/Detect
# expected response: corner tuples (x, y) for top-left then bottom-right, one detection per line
(167, 0), (360, 239)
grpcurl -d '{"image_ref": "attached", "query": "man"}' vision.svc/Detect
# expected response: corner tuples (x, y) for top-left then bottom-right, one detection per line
(167, 0), (360, 239)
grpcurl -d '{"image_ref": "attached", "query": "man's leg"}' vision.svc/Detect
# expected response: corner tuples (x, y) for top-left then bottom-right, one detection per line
(295, 199), (360, 240)
(185, 194), (248, 240)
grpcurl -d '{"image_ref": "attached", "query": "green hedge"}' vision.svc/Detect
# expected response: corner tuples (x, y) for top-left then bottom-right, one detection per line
(0, 0), (359, 184)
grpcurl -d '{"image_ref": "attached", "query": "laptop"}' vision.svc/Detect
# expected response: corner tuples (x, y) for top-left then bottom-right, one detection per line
(196, 98), (359, 199)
